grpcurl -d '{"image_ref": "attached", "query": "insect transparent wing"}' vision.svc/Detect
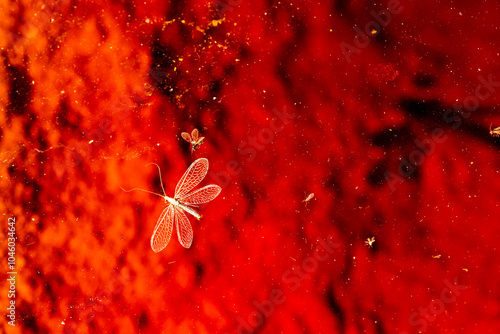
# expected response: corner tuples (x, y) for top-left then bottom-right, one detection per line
(178, 184), (222, 205)
(197, 136), (205, 144)
(181, 132), (192, 143)
(191, 128), (199, 142)
(175, 207), (193, 248)
(151, 205), (174, 253)
(174, 158), (209, 199)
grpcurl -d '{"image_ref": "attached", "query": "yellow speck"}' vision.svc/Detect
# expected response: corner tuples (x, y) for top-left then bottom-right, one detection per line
(89, 140), (94, 144)
(210, 19), (224, 27)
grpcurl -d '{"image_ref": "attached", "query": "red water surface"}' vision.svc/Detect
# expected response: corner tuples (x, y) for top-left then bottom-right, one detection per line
(1, 0), (500, 333)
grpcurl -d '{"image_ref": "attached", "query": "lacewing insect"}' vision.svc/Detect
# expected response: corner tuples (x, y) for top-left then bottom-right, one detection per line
(121, 158), (221, 252)
(490, 123), (500, 137)
(181, 128), (205, 152)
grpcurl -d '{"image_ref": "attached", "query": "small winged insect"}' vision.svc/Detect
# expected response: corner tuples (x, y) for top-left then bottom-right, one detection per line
(302, 193), (315, 206)
(364, 237), (376, 248)
(121, 158), (222, 252)
(181, 128), (205, 152)
(490, 123), (500, 137)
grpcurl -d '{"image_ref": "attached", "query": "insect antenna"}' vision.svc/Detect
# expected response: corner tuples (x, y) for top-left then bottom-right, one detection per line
(145, 163), (167, 197)
(120, 163), (168, 198)
(120, 187), (165, 198)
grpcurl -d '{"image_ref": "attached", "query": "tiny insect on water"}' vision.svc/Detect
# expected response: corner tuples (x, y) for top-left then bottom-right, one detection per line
(364, 237), (376, 248)
(121, 158), (221, 252)
(302, 193), (314, 206)
(490, 123), (500, 137)
(181, 128), (205, 152)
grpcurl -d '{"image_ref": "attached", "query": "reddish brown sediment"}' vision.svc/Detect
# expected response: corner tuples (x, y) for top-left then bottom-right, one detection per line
(1, 0), (500, 333)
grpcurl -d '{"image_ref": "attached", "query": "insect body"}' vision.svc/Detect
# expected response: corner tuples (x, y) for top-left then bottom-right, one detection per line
(122, 158), (221, 252)
(302, 193), (315, 206)
(490, 124), (500, 137)
(364, 237), (376, 248)
(181, 128), (205, 152)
